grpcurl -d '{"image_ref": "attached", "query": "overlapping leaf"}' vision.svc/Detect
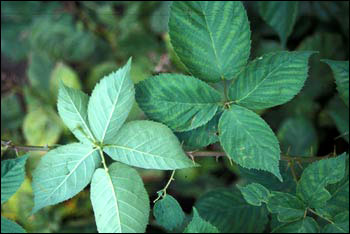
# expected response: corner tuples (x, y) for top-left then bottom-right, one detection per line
(136, 74), (222, 132)
(219, 105), (282, 181)
(259, 1), (298, 47)
(1, 216), (26, 233)
(322, 212), (349, 233)
(229, 51), (314, 110)
(184, 208), (219, 233)
(169, 1), (251, 82)
(296, 153), (346, 208)
(32, 144), (100, 213)
(1, 155), (28, 204)
(237, 183), (270, 206)
(272, 217), (319, 233)
(88, 58), (134, 144)
(90, 162), (150, 233)
(58, 83), (95, 144)
(104, 121), (194, 170)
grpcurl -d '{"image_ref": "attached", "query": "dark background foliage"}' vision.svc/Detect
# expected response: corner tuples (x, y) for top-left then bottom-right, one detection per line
(1, 1), (349, 232)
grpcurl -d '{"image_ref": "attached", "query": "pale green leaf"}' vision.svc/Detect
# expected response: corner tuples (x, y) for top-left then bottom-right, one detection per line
(90, 162), (150, 233)
(104, 121), (194, 170)
(184, 208), (219, 233)
(135, 74), (222, 132)
(322, 60), (349, 107)
(237, 183), (270, 206)
(219, 105), (282, 181)
(195, 187), (269, 233)
(277, 117), (318, 157)
(50, 62), (81, 98)
(296, 153), (347, 208)
(169, 1), (251, 82)
(88, 58), (134, 144)
(1, 216), (26, 233)
(322, 212), (349, 233)
(259, 1), (298, 47)
(267, 192), (306, 223)
(1, 155), (28, 204)
(229, 51), (314, 110)
(272, 217), (319, 233)
(32, 144), (100, 213)
(57, 82), (95, 144)
(153, 195), (185, 231)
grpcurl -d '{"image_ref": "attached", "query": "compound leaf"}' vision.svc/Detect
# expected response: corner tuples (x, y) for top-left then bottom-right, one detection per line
(272, 217), (319, 233)
(136, 74), (222, 132)
(219, 105), (282, 181)
(90, 162), (150, 233)
(237, 183), (270, 206)
(88, 58), (134, 144)
(184, 208), (219, 233)
(104, 121), (194, 170)
(258, 1), (298, 47)
(32, 144), (100, 213)
(267, 192), (306, 223)
(1, 216), (26, 233)
(296, 153), (347, 208)
(169, 1), (251, 82)
(1, 155), (28, 204)
(229, 51), (314, 110)
(57, 82), (95, 144)
(153, 195), (185, 231)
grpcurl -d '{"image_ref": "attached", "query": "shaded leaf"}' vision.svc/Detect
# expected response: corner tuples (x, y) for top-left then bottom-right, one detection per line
(184, 208), (219, 233)
(322, 212), (349, 233)
(272, 217), (319, 233)
(237, 183), (270, 206)
(1, 216), (26, 233)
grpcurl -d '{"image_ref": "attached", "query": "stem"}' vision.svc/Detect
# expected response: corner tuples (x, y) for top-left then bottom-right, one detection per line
(308, 208), (334, 224)
(98, 148), (108, 172)
(153, 170), (176, 203)
(1, 140), (52, 152)
(289, 161), (299, 183)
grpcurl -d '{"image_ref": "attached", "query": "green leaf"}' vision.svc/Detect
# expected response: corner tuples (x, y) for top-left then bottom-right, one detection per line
(153, 195), (185, 231)
(322, 60), (349, 107)
(272, 217), (319, 233)
(104, 121), (194, 170)
(88, 58), (134, 144)
(296, 153), (347, 208)
(176, 110), (222, 148)
(277, 117), (318, 156)
(136, 74), (222, 132)
(90, 162), (150, 233)
(322, 212), (349, 233)
(1, 155), (28, 204)
(258, 1), (298, 47)
(1, 216), (26, 233)
(267, 192), (306, 223)
(219, 105), (282, 181)
(184, 208), (219, 233)
(195, 187), (269, 233)
(229, 51), (314, 110)
(32, 144), (100, 213)
(237, 183), (270, 206)
(169, 1), (251, 82)
(57, 83), (95, 144)
(327, 96), (349, 143)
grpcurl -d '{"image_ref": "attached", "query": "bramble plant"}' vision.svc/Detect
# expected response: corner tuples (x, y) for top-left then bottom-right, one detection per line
(1, 1), (349, 234)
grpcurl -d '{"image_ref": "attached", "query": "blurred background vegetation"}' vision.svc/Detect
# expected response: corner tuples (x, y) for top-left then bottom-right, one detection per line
(1, 1), (349, 233)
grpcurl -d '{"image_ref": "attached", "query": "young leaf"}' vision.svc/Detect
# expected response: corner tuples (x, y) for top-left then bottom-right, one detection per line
(88, 58), (134, 144)
(237, 183), (270, 206)
(90, 162), (150, 233)
(135, 74), (222, 132)
(322, 211), (349, 233)
(229, 51), (315, 110)
(32, 144), (100, 213)
(219, 105), (282, 181)
(57, 82), (95, 144)
(169, 1), (251, 82)
(322, 60), (349, 107)
(184, 208), (219, 233)
(153, 195), (185, 231)
(195, 187), (269, 233)
(1, 155), (28, 204)
(258, 1), (298, 47)
(1, 216), (26, 233)
(104, 121), (195, 170)
(272, 217), (319, 233)
(267, 192), (306, 223)
(296, 153), (346, 208)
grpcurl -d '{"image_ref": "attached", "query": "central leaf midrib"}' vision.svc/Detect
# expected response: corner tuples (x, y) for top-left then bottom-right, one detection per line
(105, 171), (122, 233)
